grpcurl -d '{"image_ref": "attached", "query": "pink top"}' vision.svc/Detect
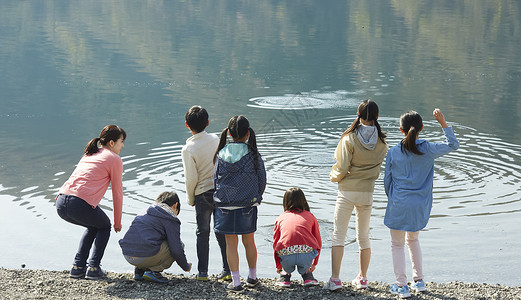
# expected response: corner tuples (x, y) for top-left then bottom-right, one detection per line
(59, 147), (123, 228)
(273, 210), (322, 270)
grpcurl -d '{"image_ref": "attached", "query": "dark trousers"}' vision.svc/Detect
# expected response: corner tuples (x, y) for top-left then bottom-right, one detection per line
(56, 194), (111, 268)
(195, 190), (229, 273)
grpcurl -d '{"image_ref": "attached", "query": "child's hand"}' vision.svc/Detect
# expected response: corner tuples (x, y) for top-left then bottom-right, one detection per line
(433, 108), (448, 128)
(276, 268), (283, 274)
(185, 263), (192, 272)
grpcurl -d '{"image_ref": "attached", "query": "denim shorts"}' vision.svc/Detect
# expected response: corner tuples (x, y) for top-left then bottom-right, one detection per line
(214, 206), (257, 235)
(278, 249), (319, 275)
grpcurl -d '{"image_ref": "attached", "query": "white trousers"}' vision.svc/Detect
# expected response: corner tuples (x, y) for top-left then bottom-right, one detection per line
(390, 229), (424, 286)
(331, 190), (373, 249)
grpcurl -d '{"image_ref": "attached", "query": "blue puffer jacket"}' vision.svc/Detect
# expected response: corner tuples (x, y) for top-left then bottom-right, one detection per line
(214, 143), (267, 207)
(118, 205), (190, 271)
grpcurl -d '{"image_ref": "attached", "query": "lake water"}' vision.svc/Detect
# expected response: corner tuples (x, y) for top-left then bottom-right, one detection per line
(1, 1), (520, 286)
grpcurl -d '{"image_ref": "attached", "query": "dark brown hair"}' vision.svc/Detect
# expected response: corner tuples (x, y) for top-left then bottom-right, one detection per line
(185, 105), (209, 133)
(400, 110), (424, 155)
(214, 115), (260, 170)
(283, 187), (310, 212)
(84, 125), (127, 156)
(341, 99), (386, 143)
(156, 191), (181, 210)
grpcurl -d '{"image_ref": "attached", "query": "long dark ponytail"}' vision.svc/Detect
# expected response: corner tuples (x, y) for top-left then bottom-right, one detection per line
(400, 111), (423, 155)
(84, 125), (127, 156)
(214, 115), (260, 171)
(341, 99), (386, 143)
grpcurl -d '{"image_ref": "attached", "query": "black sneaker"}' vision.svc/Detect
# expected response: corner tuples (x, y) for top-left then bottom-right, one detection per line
(276, 274), (291, 288)
(302, 272), (319, 287)
(85, 266), (107, 280)
(134, 267), (145, 281)
(70, 265), (86, 279)
(246, 277), (260, 287)
(226, 282), (244, 293)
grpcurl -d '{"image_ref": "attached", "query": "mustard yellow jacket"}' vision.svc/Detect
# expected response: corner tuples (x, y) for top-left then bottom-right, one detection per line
(330, 132), (388, 192)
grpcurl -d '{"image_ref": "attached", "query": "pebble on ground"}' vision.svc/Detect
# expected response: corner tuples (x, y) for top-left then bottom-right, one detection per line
(1, 268), (520, 300)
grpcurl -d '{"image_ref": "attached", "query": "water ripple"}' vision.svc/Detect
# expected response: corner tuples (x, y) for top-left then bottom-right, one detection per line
(254, 116), (521, 225)
(34, 115), (521, 225)
(248, 91), (361, 110)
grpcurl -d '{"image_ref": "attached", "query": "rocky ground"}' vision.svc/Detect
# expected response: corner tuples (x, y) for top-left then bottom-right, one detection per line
(1, 268), (520, 300)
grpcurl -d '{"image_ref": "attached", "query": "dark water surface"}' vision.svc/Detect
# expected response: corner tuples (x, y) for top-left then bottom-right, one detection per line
(1, 1), (520, 286)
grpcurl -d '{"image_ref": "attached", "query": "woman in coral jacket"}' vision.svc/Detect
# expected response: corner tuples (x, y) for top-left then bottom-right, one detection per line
(56, 125), (126, 280)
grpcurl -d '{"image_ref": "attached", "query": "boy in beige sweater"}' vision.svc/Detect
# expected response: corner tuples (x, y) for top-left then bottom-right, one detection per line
(181, 105), (230, 281)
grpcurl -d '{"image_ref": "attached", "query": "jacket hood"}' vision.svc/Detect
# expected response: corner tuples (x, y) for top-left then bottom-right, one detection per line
(218, 142), (249, 163)
(146, 204), (181, 224)
(216, 150), (254, 173)
(356, 125), (378, 150)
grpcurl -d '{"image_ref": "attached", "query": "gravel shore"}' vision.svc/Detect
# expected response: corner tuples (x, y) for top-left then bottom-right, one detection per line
(1, 268), (520, 300)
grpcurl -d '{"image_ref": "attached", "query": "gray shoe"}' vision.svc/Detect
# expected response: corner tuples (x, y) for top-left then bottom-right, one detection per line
(70, 265), (86, 279)
(85, 267), (106, 280)
(226, 282), (244, 293)
(217, 270), (232, 281)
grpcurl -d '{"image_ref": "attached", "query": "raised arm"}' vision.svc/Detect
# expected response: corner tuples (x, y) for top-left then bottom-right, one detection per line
(430, 108), (459, 156)
(433, 108), (448, 128)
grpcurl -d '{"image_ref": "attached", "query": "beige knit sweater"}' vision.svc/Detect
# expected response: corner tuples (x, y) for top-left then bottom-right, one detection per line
(330, 132), (388, 192)
(181, 131), (219, 206)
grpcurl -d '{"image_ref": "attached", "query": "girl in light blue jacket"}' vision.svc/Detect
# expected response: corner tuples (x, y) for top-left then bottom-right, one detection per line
(384, 109), (459, 298)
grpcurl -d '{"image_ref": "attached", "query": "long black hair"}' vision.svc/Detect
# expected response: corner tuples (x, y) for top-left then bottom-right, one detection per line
(400, 110), (424, 155)
(341, 99), (386, 143)
(214, 115), (260, 171)
(84, 125), (126, 156)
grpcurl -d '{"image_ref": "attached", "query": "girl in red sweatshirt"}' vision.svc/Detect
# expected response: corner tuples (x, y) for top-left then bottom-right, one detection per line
(273, 187), (322, 287)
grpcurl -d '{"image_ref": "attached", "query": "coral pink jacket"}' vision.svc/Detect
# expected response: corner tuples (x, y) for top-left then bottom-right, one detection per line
(59, 147), (123, 228)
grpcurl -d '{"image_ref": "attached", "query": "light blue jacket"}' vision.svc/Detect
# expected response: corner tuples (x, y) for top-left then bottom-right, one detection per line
(384, 127), (459, 232)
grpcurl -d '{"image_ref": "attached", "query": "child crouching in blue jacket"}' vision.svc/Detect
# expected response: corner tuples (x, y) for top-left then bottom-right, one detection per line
(119, 191), (192, 283)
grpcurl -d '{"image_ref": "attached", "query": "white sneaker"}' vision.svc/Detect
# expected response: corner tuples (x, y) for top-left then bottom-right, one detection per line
(351, 275), (368, 289)
(323, 277), (342, 291)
